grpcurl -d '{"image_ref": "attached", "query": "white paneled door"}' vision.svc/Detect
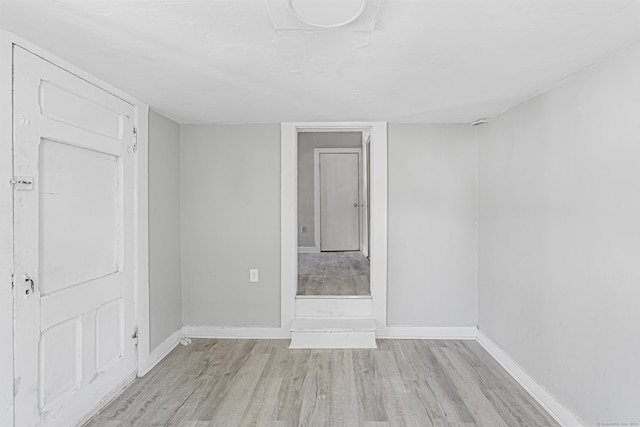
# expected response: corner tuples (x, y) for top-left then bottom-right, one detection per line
(12, 47), (137, 427)
(320, 153), (360, 251)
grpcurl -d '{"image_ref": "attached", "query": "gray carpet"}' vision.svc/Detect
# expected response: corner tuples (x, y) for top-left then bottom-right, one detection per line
(297, 251), (370, 296)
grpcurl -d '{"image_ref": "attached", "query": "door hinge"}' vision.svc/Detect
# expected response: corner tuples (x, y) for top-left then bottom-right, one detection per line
(11, 271), (14, 290)
(132, 127), (138, 153)
(132, 328), (139, 345)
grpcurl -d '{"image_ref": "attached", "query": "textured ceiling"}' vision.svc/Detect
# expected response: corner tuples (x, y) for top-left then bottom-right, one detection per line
(1, 0), (639, 124)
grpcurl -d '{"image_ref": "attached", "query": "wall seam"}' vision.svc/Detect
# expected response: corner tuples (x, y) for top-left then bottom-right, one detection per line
(179, 124), (186, 328)
(474, 125), (479, 330)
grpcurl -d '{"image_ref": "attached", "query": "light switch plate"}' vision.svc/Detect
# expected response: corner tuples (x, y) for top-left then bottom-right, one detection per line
(249, 269), (259, 283)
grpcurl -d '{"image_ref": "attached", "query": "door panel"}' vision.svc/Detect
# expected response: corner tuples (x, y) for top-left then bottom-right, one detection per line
(39, 80), (125, 139)
(96, 298), (124, 372)
(39, 318), (80, 410)
(320, 153), (360, 251)
(39, 139), (120, 294)
(13, 46), (136, 427)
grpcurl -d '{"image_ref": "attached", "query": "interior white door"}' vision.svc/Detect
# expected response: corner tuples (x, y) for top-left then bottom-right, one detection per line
(12, 47), (137, 427)
(320, 153), (360, 251)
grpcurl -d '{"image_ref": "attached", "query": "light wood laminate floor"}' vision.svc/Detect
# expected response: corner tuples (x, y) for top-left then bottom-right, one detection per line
(85, 339), (559, 427)
(297, 251), (370, 296)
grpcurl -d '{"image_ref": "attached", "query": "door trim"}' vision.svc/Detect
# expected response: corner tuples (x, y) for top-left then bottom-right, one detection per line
(314, 147), (363, 253)
(0, 29), (15, 427)
(361, 132), (371, 258)
(280, 122), (388, 331)
(133, 106), (151, 375)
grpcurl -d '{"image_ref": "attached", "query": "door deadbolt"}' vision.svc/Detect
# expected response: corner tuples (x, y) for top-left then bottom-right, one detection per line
(353, 203), (358, 207)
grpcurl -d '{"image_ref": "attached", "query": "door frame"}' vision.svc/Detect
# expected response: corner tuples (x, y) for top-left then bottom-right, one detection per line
(314, 147), (363, 253)
(0, 29), (15, 427)
(280, 122), (388, 330)
(0, 29), (151, 427)
(361, 132), (371, 258)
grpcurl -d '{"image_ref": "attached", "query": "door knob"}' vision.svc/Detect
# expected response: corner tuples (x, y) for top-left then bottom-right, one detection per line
(353, 203), (358, 207)
(25, 273), (35, 296)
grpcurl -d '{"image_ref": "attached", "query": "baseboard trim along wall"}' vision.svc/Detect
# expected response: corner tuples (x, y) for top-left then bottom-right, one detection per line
(183, 325), (477, 340)
(297, 246), (319, 253)
(184, 326), (291, 339)
(139, 327), (185, 377)
(377, 326), (478, 339)
(476, 330), (584, 427)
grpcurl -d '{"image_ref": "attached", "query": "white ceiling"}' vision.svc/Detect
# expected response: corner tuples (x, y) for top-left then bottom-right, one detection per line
(1, 0), (639, 124)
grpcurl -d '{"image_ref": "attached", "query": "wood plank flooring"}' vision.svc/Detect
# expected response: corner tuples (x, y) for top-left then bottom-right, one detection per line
(297, 251), (370, 296)
(85, 339), (559, 427)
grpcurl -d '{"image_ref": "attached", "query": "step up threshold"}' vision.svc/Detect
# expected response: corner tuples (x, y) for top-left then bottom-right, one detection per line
(289, 318), (377, 349)
(290, 318), (376, 332)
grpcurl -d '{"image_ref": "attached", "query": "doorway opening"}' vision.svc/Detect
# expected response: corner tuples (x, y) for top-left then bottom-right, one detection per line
(280, 122), (388, 330)
(297, 133), (369, 296)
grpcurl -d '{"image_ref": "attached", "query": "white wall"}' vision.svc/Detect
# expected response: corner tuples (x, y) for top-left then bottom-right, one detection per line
(387, 124), (477, 327)
(0, 29), (15, 427)
(478, 45), (640, 426)
(297, 132), (362, 248)
(181, 124), (281, 328)
(148, 110), (183, 350)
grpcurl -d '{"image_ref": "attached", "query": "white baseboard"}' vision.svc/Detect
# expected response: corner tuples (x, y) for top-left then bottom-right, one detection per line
(139, 327), (184, 377)
(376, 325), (478, 339)
(298, 246), (319, 253)
(184, 325), (290, 339)
(476, 330), (584, 427)
(185, 326), (477, 340)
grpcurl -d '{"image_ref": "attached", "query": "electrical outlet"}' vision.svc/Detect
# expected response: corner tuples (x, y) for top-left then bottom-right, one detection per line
(301, 225), (307, 233)
(249, 269), (259, 283)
